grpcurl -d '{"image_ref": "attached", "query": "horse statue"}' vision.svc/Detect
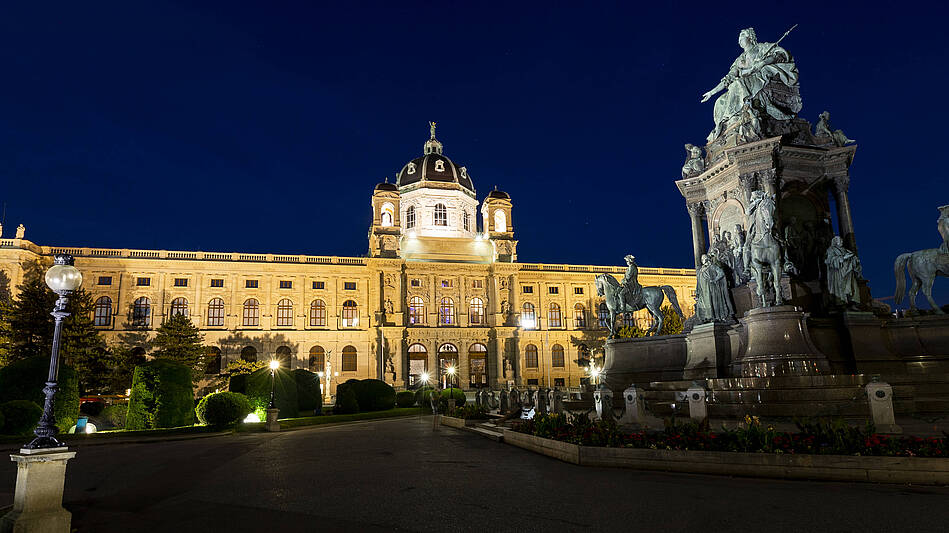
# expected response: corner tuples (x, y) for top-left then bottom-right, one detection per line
(594, 274), (684, 338)
(894, 249), (949, 314)
(744, 190), (784, 307)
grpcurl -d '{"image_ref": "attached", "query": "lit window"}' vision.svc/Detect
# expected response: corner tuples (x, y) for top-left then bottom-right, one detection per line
(132, 297), (151, 327)
(342, 345), (357, 372)
(522, 286), (533, 294)
(441, 279), (453, 288)
(574, 287), (584, 295)
(410, 279), (421, 287)
(408, 296), (425, 325)
(93, 296), (112, 326)
(574, 303), (587, 328)
(552, 344), (565, 368)
(494, 210), (507, 232)
(381, 202), (395, 227)
(469, 297), (485, 325)
(243, 299), (260, 327)
(472, 279), (483, 289)
(309, 299), (326, 327)
(136, 277), (150, 287)
(598, 302), (610, 328)
(434, 159), (445, 172)
(525, 344), (538, 368)
(246, 280), (258, 289)
(97, 276), (112, 286)
(554, 377), (565, 387)
(521, 303), (536, 329)
(549, 303), (562, 328)
(548, 286), (559, 295)
(279, 281), (292, 289)
(170, 297), (189, 317)
(276, 298), (293, 327)
(463, 211), (470, 231)
(174, 278), (188, 287)
(342, 300), (358, 327)
(434, 204), (447, 226)
(406, 206), (416, 229)
(207, 298), (225, 327)
(439, 297), (455, 326)
(344, 282), (356, 291)
(210, 279), (224, 288)
(313, 281), (325, 290)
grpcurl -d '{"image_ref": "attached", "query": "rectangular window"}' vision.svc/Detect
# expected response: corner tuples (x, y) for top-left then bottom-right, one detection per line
(279, 281), (292, 289)
(136, 277), (150, 287)
(441, 279), (453, 288)
(210, 279), (224, 287)
(174, 278), (188, 287)
(522, 286), (533, 294)
(313, 281), (325, 290)
(246, 280), (258, 289)
(548, 286), (559, 294)
(574, 287), (584, 295)
(472, 280), (483, 289)
(344, 282), (356, 290)
(527, 379), (539, 386)
(410, 279), (421, 287)
(554, 378), (565, 387)
(97, 276), (112, 286)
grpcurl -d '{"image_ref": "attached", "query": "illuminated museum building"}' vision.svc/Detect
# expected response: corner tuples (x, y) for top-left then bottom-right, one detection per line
(0, 128), (695, 391)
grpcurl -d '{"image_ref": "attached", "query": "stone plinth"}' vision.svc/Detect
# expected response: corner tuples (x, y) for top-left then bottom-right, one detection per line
(738, 305), (830, 377)
(684, 321), (736, 379)
(0, 448), (75, 533)
(603, 334), (687, 392)
(265, 408), (280, 432)
(866, 381), (902, 434)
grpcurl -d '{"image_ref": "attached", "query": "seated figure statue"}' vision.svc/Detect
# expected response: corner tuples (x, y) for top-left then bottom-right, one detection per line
(815, 111), (855, 147)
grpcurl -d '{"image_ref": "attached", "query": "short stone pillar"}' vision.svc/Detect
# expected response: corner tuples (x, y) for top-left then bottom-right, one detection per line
(550, 390), (564, 414)
(618, 385), (652, 428)
(510, 388), (520, 410)
(686, 385), (708, 424)
(265, 408), (280, 432)
(534, 389), (548, 416)
(866, 380), (902, 434)
(499, 389), (510, 412)
(0, 448), (76, 533)
(593, 385), (614, 421)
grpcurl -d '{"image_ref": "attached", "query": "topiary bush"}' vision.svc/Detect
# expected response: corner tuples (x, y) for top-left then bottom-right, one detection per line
(334, 383), (359, 414)
(0, 400), (43, 435)
(348, 379), (395, 412)
(0, 356), (80, 432)
(126, 359), (195, 430)
(293, 369), (322, 415)
(245, 367), (299, 418)
(228, 373), (248, 394)
(440, 387), (466, 407)
(415, 386), (437, 405)
(196, 391), (252, 426)
(80, 400), (105, 417)
(100, 404), (127, 429)
(396, 390), (416, 408)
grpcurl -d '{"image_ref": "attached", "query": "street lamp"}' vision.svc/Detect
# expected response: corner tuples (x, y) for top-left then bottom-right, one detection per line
(268, 359), (280, 409)
(26, 254), (82, 450)
(446, 366), (457, 408)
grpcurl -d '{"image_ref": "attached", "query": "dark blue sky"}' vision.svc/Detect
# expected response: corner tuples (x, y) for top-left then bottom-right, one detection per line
(0, 2), (946, 307)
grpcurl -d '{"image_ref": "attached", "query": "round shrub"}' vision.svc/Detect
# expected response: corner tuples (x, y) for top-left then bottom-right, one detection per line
(415, 386), (436, 405)
(100, 404), (127, 429)
(0, 400), (43, 436)
(0, 356), (80, 432)
(196, 391), (252, 426)
(293, 369), (322, 415)
(440, 387), (466, 407)
(126, 359), (194, 430)
(80, 401), (105, 417)
(396, 390), (416, 408)
(245, 367), (299, 419)
(334, 384), (359, 414)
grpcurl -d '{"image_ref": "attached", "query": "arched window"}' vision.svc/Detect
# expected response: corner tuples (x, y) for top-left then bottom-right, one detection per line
(207, 298), (225, 327)
(438, 344), (458, 382)
(598, 302), (609, 329)
(548, 303), (562, 328)
(309, 345), (325, 372)
(132, 297), (151, 327)
(275, 346), (292, 369)
(276, 298), (293, 327)
(521, 302), (536, 329)
(342, 300), (358, 328)
(574, 303), (587, 328)
(439, 297), (455, 325)
(243, 299), (260, 327)
(309, 299), (326, 327)
(342, 345), (357, 372)
(469, 297), (485, 325)
(408, 296), (425, 325)
(434, 203), (447, 226)
(494, 210), (507, 232)
(463, 211), (470, 231)
(406, 206), (416, 229)
(170, 297), (188, 318)
(381, 202), (394, 227)
(205, 347), (222, 375)
(551, 344), (565, 368)
(240, 346), (258, 362)
(469, 343), (488, 387)
(93, 296), (112, 326)
(525, 344), (538, 368)
(408, 343), (428, 386)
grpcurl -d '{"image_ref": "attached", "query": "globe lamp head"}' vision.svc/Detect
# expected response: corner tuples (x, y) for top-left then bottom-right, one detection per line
(45, 254), (82, 293)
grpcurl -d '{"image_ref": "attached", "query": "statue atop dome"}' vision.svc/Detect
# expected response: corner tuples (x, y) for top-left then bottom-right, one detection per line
(429, 120), (437, 139)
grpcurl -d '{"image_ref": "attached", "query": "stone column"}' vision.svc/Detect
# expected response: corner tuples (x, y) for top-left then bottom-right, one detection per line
(832, 174), (857, 253)
(687, 202), (706, 270)
(0, 449), (76, 533)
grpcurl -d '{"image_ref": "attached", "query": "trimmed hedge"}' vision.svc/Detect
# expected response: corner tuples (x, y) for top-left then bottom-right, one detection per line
(0, 356), (80, 432)
(396, 390), (416, 408)
(126, 359), (195, 430)
(245, 367), (299, 418)
(101, 404), (127, 429)
(0, 400), (43, 436)
(334, 384), (359, 414)
(293, 369), (322, 415)
(196, 391), (252, 426)
(340, 379), (395, 412)
(440, 387), (466, 407)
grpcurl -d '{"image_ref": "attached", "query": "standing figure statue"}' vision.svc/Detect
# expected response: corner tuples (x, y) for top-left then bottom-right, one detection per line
(938, 204), (949, 254)
(815, 111), (855, 147)
(894, 205), (949, 313)
(824, 236), (863, 307)
(594, 256), (684, 337)
(696, 254), (735, 323)
(744, 190), (785, 307)
(681, 144), (706, 178)
(15, 224), (25, 239)
(701, 26), (801, 143)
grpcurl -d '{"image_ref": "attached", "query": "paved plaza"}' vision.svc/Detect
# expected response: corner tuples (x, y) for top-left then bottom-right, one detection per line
(2, 417), (948, 532)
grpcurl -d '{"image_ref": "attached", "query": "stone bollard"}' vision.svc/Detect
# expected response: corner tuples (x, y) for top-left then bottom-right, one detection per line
(534, 388), (548, 416)
(265, 408), (280, 432)
(551, 390), (564, 414)
(618, 385), (646, 426)
(866, 380), (902, 434)
(510, 388), (520, 410)
(686, 385), (708, 424)
(499, 389), (510, 412)
(0, 448), (76, 533)
(593, 385), (614, 421)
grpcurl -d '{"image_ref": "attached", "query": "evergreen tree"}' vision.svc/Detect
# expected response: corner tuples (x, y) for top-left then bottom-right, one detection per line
(617, 305), (685, 338)
(151, 313), (206, 374)
(0, 299), (13, 368)
(60, 289), (112, 393)
(8, 260), (57, 361)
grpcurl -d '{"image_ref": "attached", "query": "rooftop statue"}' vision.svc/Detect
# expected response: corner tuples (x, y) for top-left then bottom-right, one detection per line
(701, 26), (801, 143)
(681, 144), (706, 179)
(815, 111), (855, 147)
(893, 205), (949, 313)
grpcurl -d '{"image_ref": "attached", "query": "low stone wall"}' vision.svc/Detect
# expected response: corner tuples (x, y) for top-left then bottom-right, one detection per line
(440, 416), (479, 428)
(501, 429), (949, 484)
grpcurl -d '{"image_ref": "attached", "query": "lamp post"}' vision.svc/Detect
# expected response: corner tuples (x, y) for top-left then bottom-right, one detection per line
(268, 359), (279, 408)
(446, 366), (457, 408)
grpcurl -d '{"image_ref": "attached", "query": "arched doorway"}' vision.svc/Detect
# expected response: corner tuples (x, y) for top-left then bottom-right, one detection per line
(438, 343), (458, 388)
(468, 343), (487, 388)
(275, 346), (292, 369)
(407, 343), (428, 387)
(240, 346), (258, 362)
(309, 346), (325, 373)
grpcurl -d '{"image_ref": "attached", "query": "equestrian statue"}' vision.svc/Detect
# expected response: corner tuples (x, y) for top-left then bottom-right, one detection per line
(595, 255), (684, 338)
(894, 204), (949, 313)
(744, 190), (785, 307)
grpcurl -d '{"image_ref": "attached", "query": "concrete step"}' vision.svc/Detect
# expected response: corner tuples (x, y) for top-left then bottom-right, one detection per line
(467, 425), (503, 442)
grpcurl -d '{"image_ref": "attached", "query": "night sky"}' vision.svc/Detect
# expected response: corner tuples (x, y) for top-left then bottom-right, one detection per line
(0, 2), (946, 307)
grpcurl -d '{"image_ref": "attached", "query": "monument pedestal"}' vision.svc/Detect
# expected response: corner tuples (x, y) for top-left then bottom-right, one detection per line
(265, 408), (280, 432)
(738, 305), (830, 377)
(684, 321), (735, 379)
(0, 448), (75, 533)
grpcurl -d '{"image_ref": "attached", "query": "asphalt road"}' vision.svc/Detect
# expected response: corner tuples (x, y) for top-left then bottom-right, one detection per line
(1, 416), (948, 532)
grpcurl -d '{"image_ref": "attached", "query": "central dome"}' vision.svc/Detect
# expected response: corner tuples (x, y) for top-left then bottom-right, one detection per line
(396, 124), (475, 193)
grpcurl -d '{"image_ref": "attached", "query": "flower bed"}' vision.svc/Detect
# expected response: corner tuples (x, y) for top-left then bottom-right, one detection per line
(447, 404), (490, 420)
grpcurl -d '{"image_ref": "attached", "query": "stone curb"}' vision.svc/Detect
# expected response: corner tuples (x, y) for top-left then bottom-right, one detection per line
(501, 429), (949, 485)
(439, 416), (480, 428)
